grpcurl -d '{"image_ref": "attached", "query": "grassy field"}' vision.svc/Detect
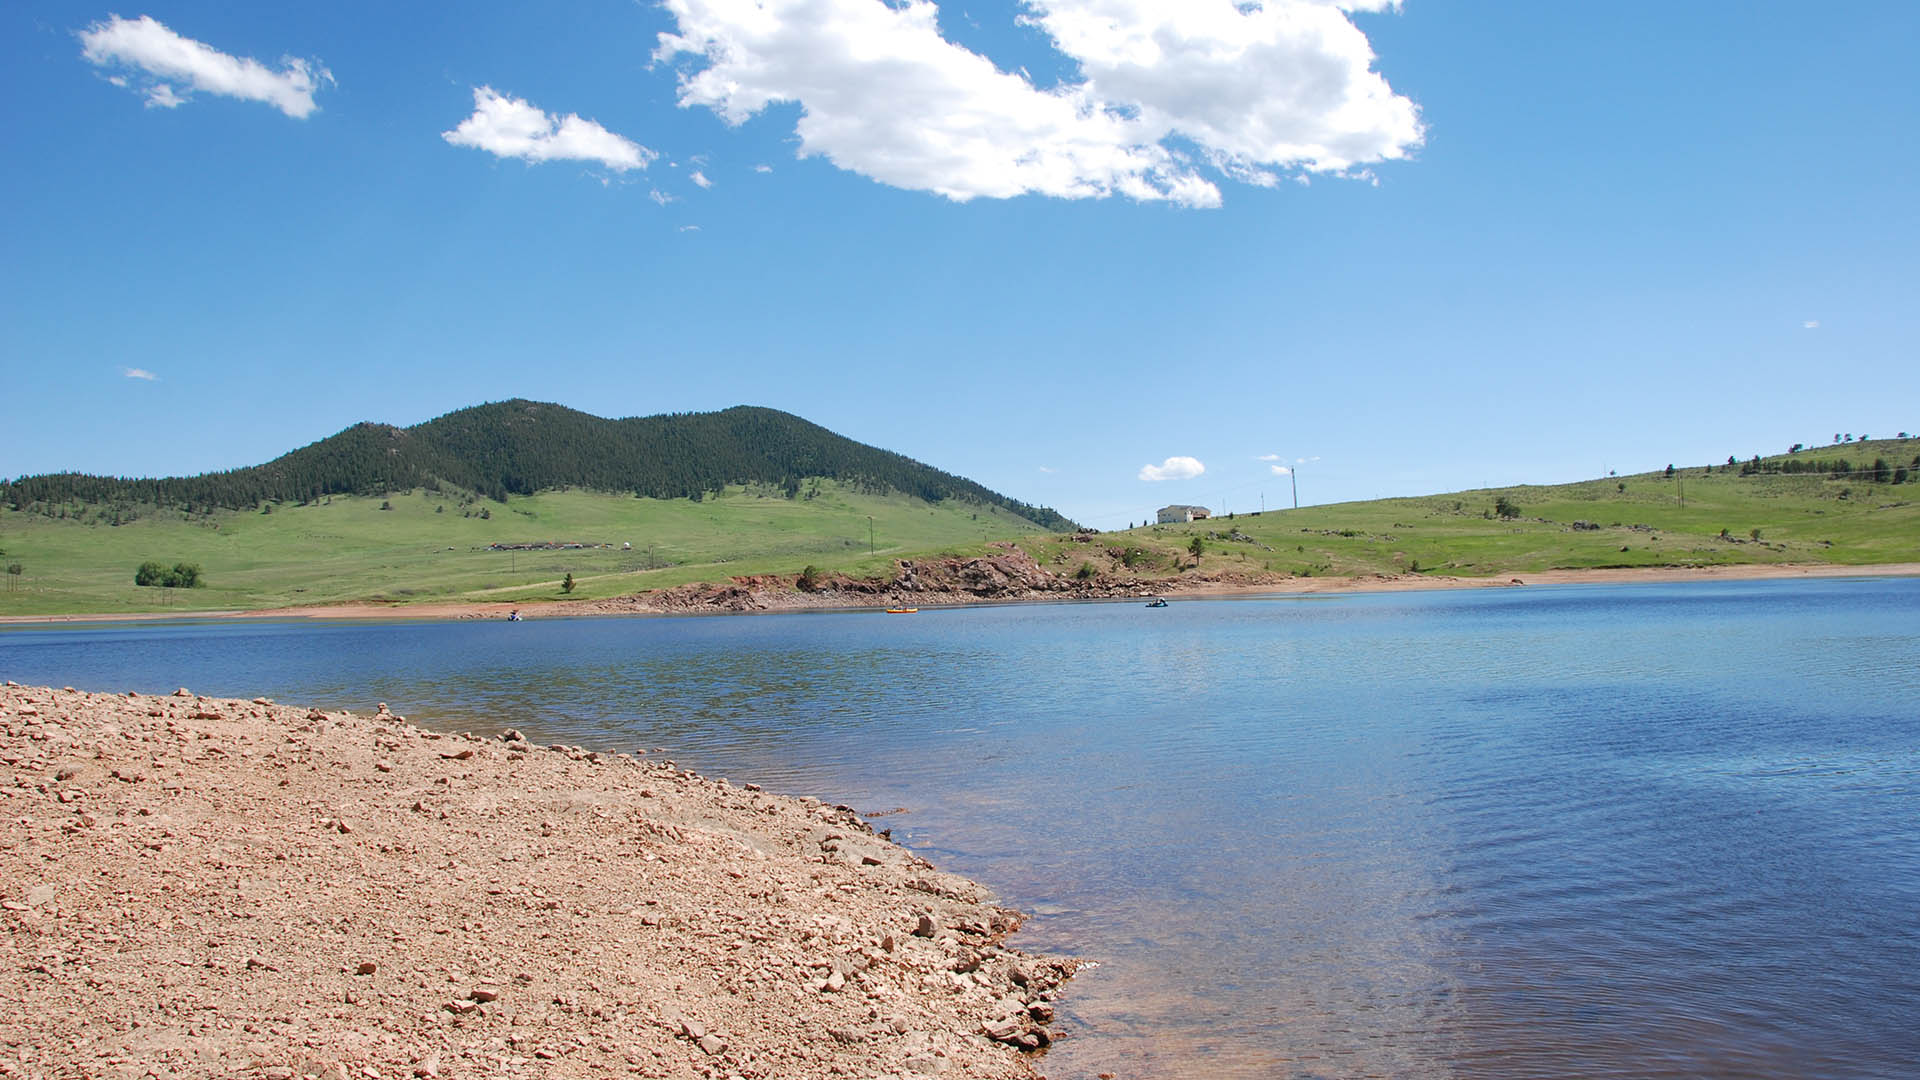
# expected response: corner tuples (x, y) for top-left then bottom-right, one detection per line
(0, 481), (1029, 616)
(4, 440), (1915, 616)
(1036, 439), (1920, 583)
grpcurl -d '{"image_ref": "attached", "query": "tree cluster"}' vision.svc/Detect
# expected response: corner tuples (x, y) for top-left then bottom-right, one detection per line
(134, 561), (202, 588)
(1739, 454), (1919, 483)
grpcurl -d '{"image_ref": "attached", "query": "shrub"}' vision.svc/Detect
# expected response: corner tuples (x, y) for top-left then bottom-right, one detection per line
(135, 561), (202, 588)
(561, 572), (575, 594)
(1494, 496), (1520, 519)
(797, 565), (821, 592)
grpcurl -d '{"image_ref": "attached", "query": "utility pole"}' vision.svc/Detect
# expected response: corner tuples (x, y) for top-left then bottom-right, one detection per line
(1291, 468), (1299, 510)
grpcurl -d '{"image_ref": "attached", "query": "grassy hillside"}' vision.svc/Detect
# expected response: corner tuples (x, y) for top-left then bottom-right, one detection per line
(4, 440), (1914, 617)
(1036, 438), (1920, 582)
(0, 481), (1035, 616)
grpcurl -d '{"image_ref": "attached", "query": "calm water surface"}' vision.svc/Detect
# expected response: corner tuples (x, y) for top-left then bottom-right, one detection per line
(5, 578), (1918, 1078)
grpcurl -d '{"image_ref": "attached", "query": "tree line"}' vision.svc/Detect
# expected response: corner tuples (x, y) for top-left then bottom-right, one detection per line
(1, 400), (1076, 531)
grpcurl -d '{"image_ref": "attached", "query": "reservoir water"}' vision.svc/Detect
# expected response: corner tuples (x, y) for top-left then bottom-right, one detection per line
(4, 578), (1918, 1078)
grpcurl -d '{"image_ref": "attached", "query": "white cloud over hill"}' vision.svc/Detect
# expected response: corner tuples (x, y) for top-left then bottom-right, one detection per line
(655, 0), (1422, 207)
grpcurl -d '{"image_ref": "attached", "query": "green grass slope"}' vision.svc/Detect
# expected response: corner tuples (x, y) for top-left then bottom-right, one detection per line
(5, 440), (1914, 616)
(1039, 438), (1920, 583)
(0, 481), (1041, 616)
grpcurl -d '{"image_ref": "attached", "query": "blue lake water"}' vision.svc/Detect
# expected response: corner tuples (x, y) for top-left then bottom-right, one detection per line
(5, 578), (1918, 1078)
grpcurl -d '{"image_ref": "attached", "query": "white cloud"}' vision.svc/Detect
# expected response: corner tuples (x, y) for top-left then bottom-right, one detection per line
(679, 224), (701, 232)
(1803, 320), (1820, 330)
(78, 14), (331, 118)
(122, 367), (159, 381)
(650, 188), (675, 206)
(443, 87), (655, 172)
(754, 163), (773, 173)
(1139, 456), (1206, 482)
(1270, 464), (1290, 476)
(691, 169), (713, 188)
(1038, 465), (1057, 474)
(656, 0), (1419, 208)
(1256, 453), (1281, 461)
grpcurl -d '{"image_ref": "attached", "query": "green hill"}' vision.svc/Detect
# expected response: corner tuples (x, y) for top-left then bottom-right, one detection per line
(3, 434), (1913, 617)
(1, 400), (1073, 531)
(0, 482), (1051, 615)
(1036, 438), (1920, 582)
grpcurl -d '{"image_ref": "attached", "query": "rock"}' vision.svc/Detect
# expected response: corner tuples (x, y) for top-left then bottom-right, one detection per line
(355, 962), (378, 976)
(696, 1034), (727, 1056)
(912, 914), (937, 938)
(440, 749), (474, 761)
(980, 1018), (1021, 1042)
(172, 687), (192, 697)
(469, 987), (501, 1002)
(26, 884), (55, 908)
(1028, 1002), (1055, 1023)
(500, 729), (525, 743)
(680, 1019), (706, 1040)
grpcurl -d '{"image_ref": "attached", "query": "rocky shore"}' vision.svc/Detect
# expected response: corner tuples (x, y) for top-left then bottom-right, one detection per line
(579, 543), (1174, 616)
(0, 684), (1077, 1080)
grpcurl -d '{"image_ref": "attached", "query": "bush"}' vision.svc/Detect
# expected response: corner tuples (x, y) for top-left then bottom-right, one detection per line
(1494, 496), (1520, 519)
(797, 565), (821, 592)
(561, 572), (575, 594)
(135, 561), (202, 588)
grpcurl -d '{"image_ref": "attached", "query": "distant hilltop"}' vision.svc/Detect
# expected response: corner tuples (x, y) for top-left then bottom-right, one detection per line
(1, 400), (1076, 532)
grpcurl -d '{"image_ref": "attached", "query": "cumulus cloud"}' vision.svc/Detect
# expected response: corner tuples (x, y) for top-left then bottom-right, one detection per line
(1140, 456), (1205, 482)
(691, 170), (713, 188)
(655, 0), (1420, 207)
(122, 367), (159, 381)
(443, 87), (655, 172)
(1270, 464), (1291, 476)
(78, 14), (331, 118)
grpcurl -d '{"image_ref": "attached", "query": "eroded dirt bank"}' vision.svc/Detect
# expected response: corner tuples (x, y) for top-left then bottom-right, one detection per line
(0, 684), (1077, 1080)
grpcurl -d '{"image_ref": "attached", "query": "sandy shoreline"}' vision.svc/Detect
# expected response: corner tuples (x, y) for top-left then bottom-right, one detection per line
(5, 561), (1916, 625)
(0, 684), (1076, 1079)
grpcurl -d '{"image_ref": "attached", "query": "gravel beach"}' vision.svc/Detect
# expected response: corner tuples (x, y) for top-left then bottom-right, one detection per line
(0, 683), (1076, 1080)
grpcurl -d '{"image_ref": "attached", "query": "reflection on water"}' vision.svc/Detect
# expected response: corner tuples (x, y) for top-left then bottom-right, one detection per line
(5, 579), (1919, 1078)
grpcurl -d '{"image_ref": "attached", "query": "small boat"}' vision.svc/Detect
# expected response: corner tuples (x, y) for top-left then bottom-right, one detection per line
(884, 607), (919, 614)
(1145, 598), (1169, 608)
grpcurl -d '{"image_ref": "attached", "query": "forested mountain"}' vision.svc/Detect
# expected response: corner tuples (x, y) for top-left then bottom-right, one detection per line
(3, 401), (1076, 530)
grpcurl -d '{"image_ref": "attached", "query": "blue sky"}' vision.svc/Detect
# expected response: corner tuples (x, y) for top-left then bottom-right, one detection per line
(3, 1), (1915, 529)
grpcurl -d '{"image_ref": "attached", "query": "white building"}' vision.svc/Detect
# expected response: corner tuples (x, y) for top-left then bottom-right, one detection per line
(1155, 504), (1212, 524)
